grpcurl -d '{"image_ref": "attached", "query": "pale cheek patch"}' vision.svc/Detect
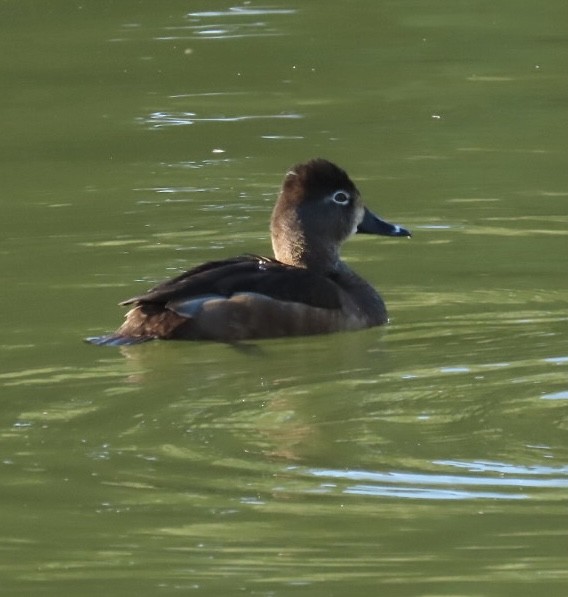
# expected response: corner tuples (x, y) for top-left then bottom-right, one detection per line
(352, 205), (365, 235)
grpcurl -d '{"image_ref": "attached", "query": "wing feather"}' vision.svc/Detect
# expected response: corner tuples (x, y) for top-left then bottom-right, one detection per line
(120, 255), (342, 310)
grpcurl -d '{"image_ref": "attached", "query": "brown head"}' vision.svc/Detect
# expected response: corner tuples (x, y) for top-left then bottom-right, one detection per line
(270, 158), (410, 271)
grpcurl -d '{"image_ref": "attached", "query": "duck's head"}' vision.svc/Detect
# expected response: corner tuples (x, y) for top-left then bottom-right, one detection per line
(270, 158), (410, 270)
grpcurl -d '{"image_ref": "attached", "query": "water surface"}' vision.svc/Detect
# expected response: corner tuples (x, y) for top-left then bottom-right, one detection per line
(1, 1), (567, 595)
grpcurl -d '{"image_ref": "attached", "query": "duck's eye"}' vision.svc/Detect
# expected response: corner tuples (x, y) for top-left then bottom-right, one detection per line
(331, 191), (350, 205)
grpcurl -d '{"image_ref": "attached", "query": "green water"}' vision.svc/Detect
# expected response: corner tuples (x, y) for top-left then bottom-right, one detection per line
(1, 1), (568, 595)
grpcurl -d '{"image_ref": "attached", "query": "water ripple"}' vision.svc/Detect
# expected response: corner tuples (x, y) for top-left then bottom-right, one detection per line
(307, 465), (568, 501)
(157, 6), (298, 41)
(187, 7), (297, 18)
(140, 111), (302, 129)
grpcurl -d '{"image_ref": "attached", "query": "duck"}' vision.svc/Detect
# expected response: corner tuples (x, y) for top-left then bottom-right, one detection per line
(87, 158), (410, 345)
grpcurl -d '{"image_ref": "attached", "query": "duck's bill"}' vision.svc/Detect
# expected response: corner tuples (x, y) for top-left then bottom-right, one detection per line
(357, 207), (411, 237)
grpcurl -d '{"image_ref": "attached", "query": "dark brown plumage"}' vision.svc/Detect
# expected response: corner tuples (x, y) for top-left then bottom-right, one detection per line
(86, 159), (410, 345)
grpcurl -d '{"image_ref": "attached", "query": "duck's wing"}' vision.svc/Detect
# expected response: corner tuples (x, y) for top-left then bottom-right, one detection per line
(120, 254), (342, 310)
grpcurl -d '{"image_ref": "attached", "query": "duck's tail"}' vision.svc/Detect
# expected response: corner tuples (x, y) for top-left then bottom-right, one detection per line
(84, 334), (154, 347)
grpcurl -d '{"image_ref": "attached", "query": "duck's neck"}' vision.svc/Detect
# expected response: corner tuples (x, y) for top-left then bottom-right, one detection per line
(271, 230), (341, 272)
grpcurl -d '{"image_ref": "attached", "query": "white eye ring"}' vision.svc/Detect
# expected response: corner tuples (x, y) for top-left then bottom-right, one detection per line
(331, 190), (350, 205)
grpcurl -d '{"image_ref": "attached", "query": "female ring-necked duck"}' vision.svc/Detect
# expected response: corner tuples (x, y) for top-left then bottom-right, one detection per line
(87, 159), (410, 345)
